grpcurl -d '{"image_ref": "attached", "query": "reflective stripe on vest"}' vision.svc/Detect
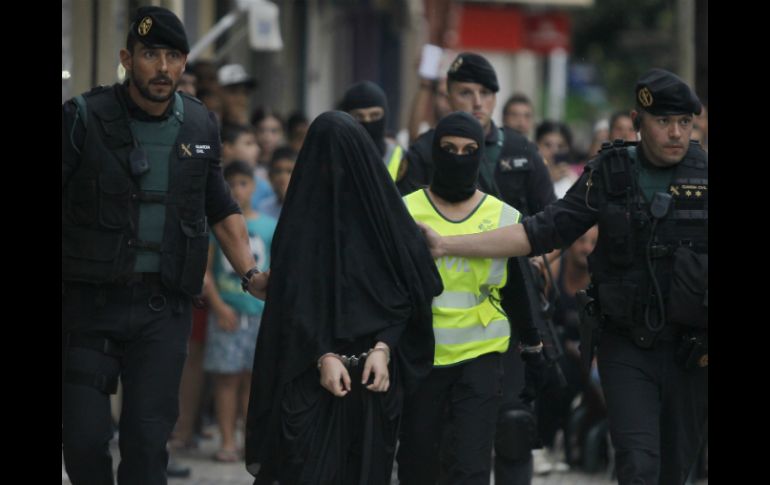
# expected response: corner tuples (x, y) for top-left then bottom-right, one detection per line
(404, 189), (521, 366)
(384, 142), (403, 181)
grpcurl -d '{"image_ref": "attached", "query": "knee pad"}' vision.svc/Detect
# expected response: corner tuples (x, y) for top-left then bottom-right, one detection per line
(63, 335), (122, 394)
(495, 408), (541, 462)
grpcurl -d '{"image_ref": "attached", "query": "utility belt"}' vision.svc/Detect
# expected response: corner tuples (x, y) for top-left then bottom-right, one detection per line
(648, 240), (707, 259)
(63, 273), (186, 313)
(602, 321), (708, 369)
(601, 320), (681, 342)
(124, 272), (163, 286)
(64, 272), (163, 289)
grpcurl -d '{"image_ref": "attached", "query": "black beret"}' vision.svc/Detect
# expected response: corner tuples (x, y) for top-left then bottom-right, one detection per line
(635, 68), (701, 116)
(129, 6), (189, 54)
(447, 52), (499, 93)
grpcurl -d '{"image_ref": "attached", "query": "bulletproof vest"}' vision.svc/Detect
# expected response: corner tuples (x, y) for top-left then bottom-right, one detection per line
(62, 84), (219, 295)
(479, 126), (542, 216)
(586, 141), (708, 342)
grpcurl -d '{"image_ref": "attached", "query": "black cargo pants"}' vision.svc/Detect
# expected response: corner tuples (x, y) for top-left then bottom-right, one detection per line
(597, 331), (707, 485)
(62, 277), (192, 485)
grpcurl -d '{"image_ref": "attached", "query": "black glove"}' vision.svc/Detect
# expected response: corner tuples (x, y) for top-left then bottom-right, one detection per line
(519, 350), (549, 405)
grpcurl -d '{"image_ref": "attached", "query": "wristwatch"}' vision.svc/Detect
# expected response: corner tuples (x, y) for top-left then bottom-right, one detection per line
(241, 266), (260, 292)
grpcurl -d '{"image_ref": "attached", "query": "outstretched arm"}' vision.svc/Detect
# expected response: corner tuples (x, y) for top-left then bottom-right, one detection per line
(417, 221), (532, 259)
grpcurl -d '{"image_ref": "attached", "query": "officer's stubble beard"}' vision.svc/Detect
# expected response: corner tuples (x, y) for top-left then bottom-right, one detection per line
(128, 68), (179, 104)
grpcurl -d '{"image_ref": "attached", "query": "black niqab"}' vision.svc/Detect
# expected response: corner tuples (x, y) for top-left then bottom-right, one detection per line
(430, 111), (485, 202)
(340, 81), (388, 156)
(245, 111), (441, 480)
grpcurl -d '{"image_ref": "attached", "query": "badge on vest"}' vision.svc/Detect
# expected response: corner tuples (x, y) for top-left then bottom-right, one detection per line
(178, 143), (214, 158)
(668, 183), (707, 198)
(499, 157), (528, 172)
(478, 218), (494, 232)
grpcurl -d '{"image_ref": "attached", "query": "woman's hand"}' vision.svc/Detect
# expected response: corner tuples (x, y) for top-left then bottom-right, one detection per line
(362, 344), (391, 393)
(319, 355), (351, 397)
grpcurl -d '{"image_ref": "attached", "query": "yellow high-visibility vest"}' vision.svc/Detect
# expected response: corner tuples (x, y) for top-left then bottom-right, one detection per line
(404, 189), (521, 366)
(384, 142), (403, 181)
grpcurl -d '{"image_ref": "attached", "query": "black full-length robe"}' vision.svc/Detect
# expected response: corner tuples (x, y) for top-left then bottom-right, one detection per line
(245, 111), (442, 485)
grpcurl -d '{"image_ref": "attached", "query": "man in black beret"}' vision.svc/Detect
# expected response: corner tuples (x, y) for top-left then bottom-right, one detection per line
(62, 6), (268, 484)
(419, 68), (708, 485)
(398, 52), (556, 485)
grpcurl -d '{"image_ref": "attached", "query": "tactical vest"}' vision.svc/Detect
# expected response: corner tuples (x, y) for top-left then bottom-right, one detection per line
(383, 140), (403, 182)
(479, 126), (543, 216)
(404, 189), (521, 366)
(586, 141), (708, 346)
(62, 84), (220, 296)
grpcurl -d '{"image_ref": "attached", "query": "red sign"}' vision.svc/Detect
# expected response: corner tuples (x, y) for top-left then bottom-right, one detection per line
(457, 5), (571, 54)
(457, 4), (526, 52)
(525, 13), (571, 54)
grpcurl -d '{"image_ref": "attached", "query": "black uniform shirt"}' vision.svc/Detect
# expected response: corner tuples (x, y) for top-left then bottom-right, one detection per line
(62, 82), (239, 225)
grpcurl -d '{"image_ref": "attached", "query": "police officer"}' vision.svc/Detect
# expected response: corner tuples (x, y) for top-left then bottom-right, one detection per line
(339, 80), (405, 182)
(399, 52), (557, 484)
(398, 111), (546, 485)
(62, 7), (268, 484)
(420, 68), (708, 485)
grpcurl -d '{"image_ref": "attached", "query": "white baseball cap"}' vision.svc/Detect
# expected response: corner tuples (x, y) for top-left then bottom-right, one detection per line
(217, 63), (257, 89)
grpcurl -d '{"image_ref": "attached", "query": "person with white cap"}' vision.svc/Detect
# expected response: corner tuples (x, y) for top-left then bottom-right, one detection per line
(218, 63), (257, 126)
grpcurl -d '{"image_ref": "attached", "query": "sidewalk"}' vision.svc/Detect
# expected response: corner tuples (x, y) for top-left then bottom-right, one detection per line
(62, 428), (707, 485)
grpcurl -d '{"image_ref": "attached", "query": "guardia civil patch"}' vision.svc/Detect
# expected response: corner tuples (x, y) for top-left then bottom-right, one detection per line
(499, 158), (528, 172)
(178, 142), (214, 158)
(668, 183), (707, 198)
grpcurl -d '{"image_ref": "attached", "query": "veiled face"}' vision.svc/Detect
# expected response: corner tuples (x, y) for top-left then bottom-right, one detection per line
(348, 106), (384, 123)
(439, 135), (479, 156)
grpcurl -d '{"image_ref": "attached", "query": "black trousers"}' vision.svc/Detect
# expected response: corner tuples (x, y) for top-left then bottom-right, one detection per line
(397, 352), (502, 485)
(62, 280), (192, 485)
(597, 331), (708, 485)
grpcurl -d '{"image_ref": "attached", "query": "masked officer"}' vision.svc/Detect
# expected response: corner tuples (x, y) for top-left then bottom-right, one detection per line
(62, 7), (268, 484)
(398, 111), (546, 485)
(340, 80), (404, 182)
(420, 68), (708, 485)
(399, 52), (556, 484)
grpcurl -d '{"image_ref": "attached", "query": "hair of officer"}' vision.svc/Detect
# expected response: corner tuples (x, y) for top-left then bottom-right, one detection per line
(223, 160), (254, 180)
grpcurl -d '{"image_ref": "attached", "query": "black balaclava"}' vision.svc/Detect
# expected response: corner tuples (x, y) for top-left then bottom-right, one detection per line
(431, 111), (485, 202)
(339, 81), (388, 156)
